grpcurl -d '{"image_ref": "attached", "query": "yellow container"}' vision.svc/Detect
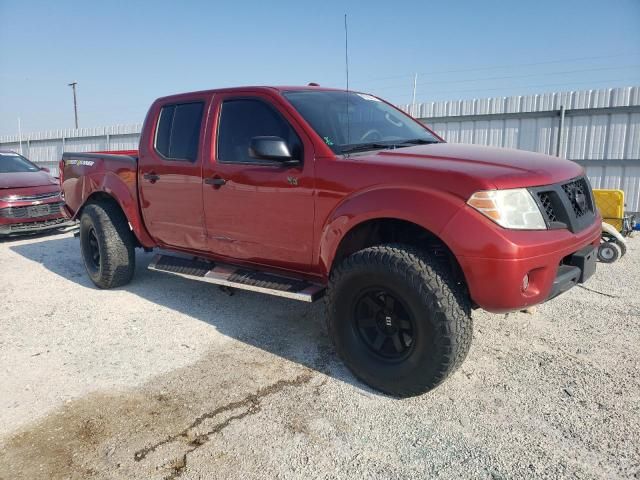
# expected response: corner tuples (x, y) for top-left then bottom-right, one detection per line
(593, 189), (625, 232)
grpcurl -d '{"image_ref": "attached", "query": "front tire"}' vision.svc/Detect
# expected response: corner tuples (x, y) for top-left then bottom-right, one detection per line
(80, 202), (135, 288)
(326, 244), (472, 397)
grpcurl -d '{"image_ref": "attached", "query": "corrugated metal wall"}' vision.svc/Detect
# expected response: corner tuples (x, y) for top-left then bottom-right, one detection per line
(0, 125), (141, 177)
(401, 86), (640, 212)
(1, 86), (639, 212)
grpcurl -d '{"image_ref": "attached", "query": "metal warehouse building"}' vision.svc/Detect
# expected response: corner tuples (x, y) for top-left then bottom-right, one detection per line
(402, 86), (640, 213)
(1, 85), (639, 212)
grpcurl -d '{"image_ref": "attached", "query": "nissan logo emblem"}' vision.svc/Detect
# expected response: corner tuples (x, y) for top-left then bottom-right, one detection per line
(574, 191), (587, 212)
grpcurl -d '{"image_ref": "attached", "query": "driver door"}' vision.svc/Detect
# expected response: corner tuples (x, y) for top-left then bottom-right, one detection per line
(202, 92), (316, 272)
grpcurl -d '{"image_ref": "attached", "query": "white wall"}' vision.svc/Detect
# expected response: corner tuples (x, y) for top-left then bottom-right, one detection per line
(403, 86), (640, 212)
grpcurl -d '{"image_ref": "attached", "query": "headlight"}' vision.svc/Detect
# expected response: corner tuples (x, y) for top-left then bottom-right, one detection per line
(0, 195), (19, 202)
(467, 188), (546, 230)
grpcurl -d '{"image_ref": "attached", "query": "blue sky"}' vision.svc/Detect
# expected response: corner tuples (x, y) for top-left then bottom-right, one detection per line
(1, 0), (639, 136)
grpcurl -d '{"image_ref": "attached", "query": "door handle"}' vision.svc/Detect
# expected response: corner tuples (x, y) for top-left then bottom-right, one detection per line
(143, 172), (160, 183)
(204, 177), (226, 187)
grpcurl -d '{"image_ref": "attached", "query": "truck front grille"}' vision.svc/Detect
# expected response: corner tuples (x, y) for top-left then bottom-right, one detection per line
(531, 176), (595, 233)
(537, 192), (558, 223)
(2, 192), (61, 202)
(561, 177), (592, 218)
(0, 201), (64, 219)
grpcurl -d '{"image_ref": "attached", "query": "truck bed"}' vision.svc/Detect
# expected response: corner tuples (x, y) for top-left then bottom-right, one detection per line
(60, 150), (139, 219)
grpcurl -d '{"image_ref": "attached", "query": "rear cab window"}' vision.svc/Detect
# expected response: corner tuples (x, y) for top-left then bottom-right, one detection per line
(154, 102), (204, 162)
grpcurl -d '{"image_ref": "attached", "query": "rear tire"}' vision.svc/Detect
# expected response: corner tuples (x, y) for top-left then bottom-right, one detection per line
(80, 202), (135, 288)
(326, 244), (472, 397)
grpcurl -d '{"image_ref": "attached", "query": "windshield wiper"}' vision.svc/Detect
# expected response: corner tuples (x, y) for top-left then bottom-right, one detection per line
(395, 138), (440, 146)
(341, 138), (440, 155)
(340, 142), (396, 154)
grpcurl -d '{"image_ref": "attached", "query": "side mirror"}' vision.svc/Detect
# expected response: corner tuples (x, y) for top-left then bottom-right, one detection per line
(40, 166), (50, 173)
(249, 136), (298, 164)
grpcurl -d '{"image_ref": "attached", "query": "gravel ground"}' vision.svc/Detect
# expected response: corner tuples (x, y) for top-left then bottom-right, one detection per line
(0, 231), (638, 479)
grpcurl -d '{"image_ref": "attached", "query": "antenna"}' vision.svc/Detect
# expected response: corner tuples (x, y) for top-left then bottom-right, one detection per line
(344, 13), (350, 148)
(344, 14), (349, 92)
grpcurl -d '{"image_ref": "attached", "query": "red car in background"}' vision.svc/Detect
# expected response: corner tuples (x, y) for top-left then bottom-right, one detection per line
(0, 150), (71, 236)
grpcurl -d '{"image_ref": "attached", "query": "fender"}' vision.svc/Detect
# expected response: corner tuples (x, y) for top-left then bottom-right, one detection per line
(75, 170), (156, 248)
(317, 186), (466, 276)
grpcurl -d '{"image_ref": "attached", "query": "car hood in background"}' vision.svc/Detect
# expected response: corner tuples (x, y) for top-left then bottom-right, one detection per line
(0, 171), (58, 189)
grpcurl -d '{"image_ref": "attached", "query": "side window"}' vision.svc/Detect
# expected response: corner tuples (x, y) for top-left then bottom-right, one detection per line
(217, 98), (302, 164)
(154, 102), (204, 162)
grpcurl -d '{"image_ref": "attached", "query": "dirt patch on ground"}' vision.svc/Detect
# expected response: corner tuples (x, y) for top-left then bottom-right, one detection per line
(0, 346), (315, 480)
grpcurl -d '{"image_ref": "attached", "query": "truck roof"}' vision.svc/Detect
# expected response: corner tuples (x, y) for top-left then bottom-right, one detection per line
(154, 85), (348, 102)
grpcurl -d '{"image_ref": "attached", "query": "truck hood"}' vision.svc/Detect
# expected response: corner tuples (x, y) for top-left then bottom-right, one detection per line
(366, 143), (584, 191)
(0, 171), (58, 189)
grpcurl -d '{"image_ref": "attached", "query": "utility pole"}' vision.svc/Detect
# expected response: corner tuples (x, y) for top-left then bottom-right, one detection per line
(68, 81), (79, 129)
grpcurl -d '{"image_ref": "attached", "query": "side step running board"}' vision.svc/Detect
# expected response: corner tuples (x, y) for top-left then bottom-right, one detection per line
(148, 254), (325, 302)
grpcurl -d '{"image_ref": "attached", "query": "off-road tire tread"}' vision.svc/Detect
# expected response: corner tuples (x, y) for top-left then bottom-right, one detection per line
(81, 202), (135, 288)
(326, 243), (472, 397)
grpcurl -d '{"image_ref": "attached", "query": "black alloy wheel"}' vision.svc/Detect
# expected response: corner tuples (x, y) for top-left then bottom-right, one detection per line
(86, 226), (101, 271)
(353, 289), (416, 361)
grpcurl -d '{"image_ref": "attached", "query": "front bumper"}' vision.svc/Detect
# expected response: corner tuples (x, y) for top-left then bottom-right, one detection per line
(443, 205), (601, 313)
(0, 198), (72, 236)
(0, 217), (75, 236)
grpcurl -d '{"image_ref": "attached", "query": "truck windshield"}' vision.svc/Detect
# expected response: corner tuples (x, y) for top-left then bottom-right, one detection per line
(283, 90), (440, 155)
(0, 152), (40, 173)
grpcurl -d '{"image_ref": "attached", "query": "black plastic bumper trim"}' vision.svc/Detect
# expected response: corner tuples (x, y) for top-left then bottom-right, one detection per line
(547, 265), (581, 301)
(546, 245), (597, 301)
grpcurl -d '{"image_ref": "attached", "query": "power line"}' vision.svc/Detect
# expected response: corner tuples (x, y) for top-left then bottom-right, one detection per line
(387, 78), (640, 101)
(354, 53), (640, 84)
(357, 64), (640, 92)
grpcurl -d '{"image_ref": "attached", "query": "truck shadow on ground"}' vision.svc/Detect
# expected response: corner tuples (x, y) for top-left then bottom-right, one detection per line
(9, 234), (374, 395)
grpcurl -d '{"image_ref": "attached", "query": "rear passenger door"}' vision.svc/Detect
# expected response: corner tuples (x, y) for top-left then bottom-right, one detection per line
(138, 96), (209, 250)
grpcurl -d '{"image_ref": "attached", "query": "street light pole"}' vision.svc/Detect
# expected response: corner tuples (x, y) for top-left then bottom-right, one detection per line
(68, 81), (79, 129)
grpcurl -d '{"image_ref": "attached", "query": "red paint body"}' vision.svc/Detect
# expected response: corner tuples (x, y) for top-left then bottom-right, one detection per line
(0, 150), (67, 235)
(60, 87), (600, 313)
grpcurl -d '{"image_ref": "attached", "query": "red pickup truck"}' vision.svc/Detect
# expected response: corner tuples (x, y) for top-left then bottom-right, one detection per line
(60, 86), (600, 396)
